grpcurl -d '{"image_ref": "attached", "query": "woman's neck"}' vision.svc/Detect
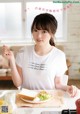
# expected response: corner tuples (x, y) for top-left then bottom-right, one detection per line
(34, 44), (53, 56)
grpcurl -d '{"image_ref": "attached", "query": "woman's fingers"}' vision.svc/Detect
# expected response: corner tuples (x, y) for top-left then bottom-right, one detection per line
(3, 45), (10, 50)
(67, 85), (78, 97)
(71, 85), (78, 97)
(2, 45), (10, 52)
(2, 45), (15, 61)
(2, 45), (11, 57)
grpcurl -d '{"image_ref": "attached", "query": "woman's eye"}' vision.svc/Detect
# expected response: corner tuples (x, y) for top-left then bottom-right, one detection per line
(33, 29), (37, 32)
(43, 30), (47, 33)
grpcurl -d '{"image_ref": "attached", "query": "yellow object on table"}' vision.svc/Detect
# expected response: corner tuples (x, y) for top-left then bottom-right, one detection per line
(0, 99), (4, 106)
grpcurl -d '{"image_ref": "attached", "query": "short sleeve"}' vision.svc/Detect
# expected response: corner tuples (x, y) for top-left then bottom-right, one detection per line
(56, 53), (68, 77)
(15, 47), (24, 68)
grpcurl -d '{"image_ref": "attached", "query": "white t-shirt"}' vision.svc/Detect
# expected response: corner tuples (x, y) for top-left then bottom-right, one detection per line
(16, 45), (67, 90)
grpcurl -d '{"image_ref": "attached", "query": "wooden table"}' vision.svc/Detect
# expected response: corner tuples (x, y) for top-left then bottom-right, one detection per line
(0, 76), (11, 80)
(0, 89), (80, 114)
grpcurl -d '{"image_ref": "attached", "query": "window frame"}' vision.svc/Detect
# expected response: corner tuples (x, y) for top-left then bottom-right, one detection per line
(0, 0), (67, 45)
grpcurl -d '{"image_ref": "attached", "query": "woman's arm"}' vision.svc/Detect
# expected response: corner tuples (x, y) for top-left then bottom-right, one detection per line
(55, 76), (78, 97)
(54, 76), (67, 91)
(2, 45), (22, 87)
(10, 59), (23, 87)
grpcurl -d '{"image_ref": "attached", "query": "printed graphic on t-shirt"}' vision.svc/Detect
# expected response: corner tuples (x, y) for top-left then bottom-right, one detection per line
(28, 62), (47, 70)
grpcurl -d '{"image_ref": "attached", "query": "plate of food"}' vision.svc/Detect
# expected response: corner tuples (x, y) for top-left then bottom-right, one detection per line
(18, 88), (52, 104)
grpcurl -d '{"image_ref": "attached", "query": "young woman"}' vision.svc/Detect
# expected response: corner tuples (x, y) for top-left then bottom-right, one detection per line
(2, 13), (77, 97)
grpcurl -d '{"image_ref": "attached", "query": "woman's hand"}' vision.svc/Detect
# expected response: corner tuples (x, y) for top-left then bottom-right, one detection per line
(2, 45), (15, 61)
(67, 85), (78, 97)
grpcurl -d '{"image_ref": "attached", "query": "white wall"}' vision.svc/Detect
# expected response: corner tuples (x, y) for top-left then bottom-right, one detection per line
(57, 4), (80, 79)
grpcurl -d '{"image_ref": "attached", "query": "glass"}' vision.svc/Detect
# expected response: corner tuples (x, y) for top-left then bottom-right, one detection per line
(0, 91), (17, 114)
(0, 3), (22, 40)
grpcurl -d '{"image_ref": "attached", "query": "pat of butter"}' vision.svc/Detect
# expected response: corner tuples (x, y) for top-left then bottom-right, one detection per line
(33, 97), (40, 101)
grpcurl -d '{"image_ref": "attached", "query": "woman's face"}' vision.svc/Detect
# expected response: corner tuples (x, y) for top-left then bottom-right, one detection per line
(32, 29), (52, 46)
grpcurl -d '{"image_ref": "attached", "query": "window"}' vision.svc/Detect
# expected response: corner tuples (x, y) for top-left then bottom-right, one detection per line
(26, 2), (63, 42)
(0, 3), (22, 40)
(0, 0), (65, 44)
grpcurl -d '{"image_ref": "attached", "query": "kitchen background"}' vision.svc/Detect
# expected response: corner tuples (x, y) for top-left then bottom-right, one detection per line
(57, 4), (80, 79)
(0, 0), (80, 89)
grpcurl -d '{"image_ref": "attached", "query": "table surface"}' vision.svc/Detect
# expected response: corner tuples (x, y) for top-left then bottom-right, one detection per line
(0, 89), (80, 114)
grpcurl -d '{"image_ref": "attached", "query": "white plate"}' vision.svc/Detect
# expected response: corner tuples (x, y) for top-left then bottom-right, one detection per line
(20, 97), (51, 104)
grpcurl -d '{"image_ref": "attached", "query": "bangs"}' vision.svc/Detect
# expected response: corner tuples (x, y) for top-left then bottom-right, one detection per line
(33, 21), (49, 31)
(31, 13), (57, 34)
(31, 17), (51, 32)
